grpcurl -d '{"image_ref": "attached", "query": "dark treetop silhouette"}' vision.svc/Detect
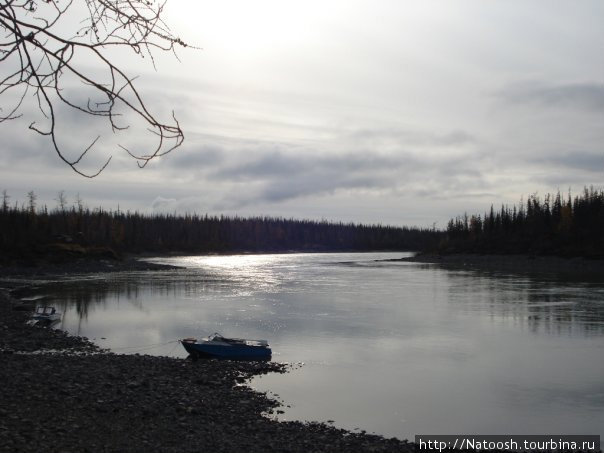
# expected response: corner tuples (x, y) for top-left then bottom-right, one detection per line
(443, 187), (604, 258)
(0, 192), (440, 259)
(0, 0), (188, 177)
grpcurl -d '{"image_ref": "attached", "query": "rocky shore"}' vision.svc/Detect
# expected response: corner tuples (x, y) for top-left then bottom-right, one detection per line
(0, 289), (412, 453)
(393, 253), (604, 275)
(0, 255), (179, 278)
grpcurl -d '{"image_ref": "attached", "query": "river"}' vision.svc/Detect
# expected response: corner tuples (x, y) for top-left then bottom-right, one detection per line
(13, 252), (604, 440)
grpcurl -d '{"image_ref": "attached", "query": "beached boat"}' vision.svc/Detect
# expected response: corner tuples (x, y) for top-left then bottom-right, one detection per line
(27, 306), (61, 327)
(181, 333), (271, 360)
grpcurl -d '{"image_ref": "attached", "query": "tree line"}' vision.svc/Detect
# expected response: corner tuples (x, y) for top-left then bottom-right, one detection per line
(0, 190), (439, 261)
(442, 187), (604, 257)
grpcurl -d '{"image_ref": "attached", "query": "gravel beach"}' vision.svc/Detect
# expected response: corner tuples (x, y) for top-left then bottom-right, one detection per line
(0, 287), (413, 453)
(0, 255), (180, 278)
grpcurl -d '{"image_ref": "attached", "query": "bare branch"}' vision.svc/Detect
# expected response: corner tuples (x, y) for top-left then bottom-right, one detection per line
(0, 0), (190, 176)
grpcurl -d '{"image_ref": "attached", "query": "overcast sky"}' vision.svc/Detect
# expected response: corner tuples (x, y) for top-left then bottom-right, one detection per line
(1, 0), (603, 227)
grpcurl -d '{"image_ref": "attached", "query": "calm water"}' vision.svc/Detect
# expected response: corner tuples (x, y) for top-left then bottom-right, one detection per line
(9, 252), (604, 440)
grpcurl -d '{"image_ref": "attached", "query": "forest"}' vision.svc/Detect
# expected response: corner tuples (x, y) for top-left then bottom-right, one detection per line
(0, 190), (439, 262)
(441, 187), (604, 258)
(2, 187), (602, 263)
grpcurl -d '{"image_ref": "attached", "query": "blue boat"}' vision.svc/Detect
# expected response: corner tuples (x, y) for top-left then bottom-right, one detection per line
(27, 306), (61, 327)
(181, 333), (272, 360)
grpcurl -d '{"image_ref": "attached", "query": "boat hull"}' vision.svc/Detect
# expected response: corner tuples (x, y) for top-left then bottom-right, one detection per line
(28, 307), (61, 327)
(181, 340), (271, 361)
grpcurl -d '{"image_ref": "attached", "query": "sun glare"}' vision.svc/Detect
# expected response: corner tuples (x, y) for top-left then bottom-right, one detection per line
(179, 1), (344, 57)
(183, 254), (287, 271)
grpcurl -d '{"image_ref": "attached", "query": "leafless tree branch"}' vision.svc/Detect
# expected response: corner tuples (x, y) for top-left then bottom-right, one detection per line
(0, 0), (189, 177)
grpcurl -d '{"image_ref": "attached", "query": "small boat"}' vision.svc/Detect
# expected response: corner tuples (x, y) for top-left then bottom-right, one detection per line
(27, 306), (61, 327)
(181, 333), (271, 360)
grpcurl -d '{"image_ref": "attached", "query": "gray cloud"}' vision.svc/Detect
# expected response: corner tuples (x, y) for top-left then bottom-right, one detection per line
(259, 171), (392, 204)
(208, 149), (404, 207)
(526, 150), (604, 187)
(215, 149), (404, 181)
(162, 144), (225, 169)
(499, 82), (604, 113)
(348, 128), (478, 148)
(542, 151), (604, 172)
(215, 148), (311, 180)
(199, 127), (490, 209)
(1, 118), (65, 168)
(1, 88), (161, 175)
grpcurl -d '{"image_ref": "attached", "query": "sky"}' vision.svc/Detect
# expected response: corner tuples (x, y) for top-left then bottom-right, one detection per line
(1, 0), (603, 227)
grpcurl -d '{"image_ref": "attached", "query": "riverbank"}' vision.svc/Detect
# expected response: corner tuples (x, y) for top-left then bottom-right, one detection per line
(0, 289), (412, 453)
(0, 254), (180, 278)
(394, 253), (604, 274)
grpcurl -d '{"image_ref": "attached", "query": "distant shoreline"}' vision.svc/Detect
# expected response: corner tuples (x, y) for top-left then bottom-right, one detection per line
(0, 255), (181, 278)
(0, 250), (412, 279)
(390, 253), (604, 274)
(5, 250), (604, 279)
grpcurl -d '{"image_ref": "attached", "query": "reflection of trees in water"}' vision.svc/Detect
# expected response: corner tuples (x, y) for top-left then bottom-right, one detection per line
(36, 272), (230, 324)
(447, 271), (604, 336)
(50, 281), (140, 322)
(525, 291), (604, 336)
